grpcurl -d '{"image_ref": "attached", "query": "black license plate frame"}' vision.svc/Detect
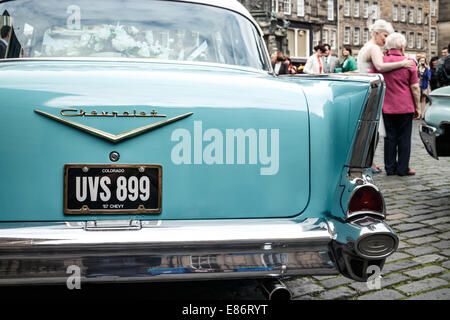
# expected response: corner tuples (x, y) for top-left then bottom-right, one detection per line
(64, 164), (162, 215)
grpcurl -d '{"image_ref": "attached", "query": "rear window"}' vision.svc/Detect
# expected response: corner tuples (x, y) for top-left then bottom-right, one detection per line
(0, 0), (269, 70)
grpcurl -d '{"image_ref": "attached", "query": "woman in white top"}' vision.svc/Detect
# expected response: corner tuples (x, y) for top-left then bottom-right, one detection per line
(303, 45), (326, 74)
(357, 19), (414, 74)
(357, 19), (415, 174)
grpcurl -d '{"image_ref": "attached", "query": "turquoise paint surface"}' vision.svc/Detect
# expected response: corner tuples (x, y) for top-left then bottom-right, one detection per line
(427, 87), (450, 135)
(0, 61), (371, 221)
(0, 61), (308, 221)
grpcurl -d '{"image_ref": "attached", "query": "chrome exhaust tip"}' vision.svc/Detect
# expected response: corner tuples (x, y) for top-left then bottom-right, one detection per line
(260, 279), (292, 300)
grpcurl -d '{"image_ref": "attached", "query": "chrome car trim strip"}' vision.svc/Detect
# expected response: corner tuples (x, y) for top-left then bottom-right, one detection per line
(0, 219), (337, 284)
(347, 76), (384, 169)
(0, 57), (270, 74)
(429, 93), (450, 98)
(34, 109), (194, 144)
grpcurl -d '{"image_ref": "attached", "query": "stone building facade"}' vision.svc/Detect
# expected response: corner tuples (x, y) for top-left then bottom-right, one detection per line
(240, 0), (440, 64)
(239, 0), (290, 56)
(239, 0), (338, 63)
(279, 0), (338, 63)
(338, 0), (440, 59)
(438, 0), (450, 56)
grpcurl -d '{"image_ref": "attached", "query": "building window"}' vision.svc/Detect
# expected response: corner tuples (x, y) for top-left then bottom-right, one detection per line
(363, 28), (369, 44)
(328, 0), (334, 20)
(313, 30), (320, 47)
(417, 33), (422, 49)
(408, 7), (414, 24)
(297, 0), (304, 17)
(293, 29), (310, 58)
(430, 28), (436, 44)
(322, 29), (329, 44)
(401, 31), (407, 46)
(401, 6), (406, 22)
(330, 30), (336, 50)
(344, 0), (350, 16)
(283, 0), (291, 15)
(393, 5), (398, 22)
(408, 32), (414, 49)
(272, 0), (279, 13)
(288, 28), (310, 58)
(431, 0), (436, 16)
(417, 8), (422, 24)
(363, 1), (369, 18)
(372, 2), (379, 20)
(354, 0), (360, 17)
(344, 27), (350, 45)
(354, 27), (360, 45)
(287, 28), (295, 57)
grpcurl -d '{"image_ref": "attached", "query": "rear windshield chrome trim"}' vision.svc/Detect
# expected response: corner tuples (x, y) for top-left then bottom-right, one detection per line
(0, 57), (270, 74)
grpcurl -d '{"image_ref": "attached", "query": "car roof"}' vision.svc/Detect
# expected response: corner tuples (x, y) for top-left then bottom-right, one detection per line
(175, 0), (263, 35)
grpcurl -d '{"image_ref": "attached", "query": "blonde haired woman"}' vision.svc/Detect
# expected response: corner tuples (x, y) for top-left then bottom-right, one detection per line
(358, 19), (414, 73)
(357, 19), (415, 173)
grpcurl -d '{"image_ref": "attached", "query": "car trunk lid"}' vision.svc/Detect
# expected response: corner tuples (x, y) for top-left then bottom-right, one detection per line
(0, 60), (310, 221)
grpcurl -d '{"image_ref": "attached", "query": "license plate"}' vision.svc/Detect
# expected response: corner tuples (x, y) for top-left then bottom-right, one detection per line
(64, 164), (162, 214)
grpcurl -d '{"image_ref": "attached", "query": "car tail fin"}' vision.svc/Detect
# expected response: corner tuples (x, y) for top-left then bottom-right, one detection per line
(347, 77), (385, 171)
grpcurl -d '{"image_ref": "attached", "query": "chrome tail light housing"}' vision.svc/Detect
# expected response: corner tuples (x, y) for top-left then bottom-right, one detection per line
(347, 184), (385, 219)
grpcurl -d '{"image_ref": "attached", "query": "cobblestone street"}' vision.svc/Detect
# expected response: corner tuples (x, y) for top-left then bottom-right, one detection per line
(285, 119), (450, 300)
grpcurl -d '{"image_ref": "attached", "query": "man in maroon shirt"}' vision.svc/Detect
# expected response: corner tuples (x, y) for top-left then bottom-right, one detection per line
(370, 33), (421, 176)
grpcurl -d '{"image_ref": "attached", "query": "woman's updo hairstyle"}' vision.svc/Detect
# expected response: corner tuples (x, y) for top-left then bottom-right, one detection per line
(369, 19), (394, 37)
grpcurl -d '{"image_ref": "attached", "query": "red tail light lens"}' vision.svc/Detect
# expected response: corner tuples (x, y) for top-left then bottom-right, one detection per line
(348, 185), (384, 214)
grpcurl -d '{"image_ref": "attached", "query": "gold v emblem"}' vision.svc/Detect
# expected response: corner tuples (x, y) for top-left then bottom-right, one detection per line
(34, 109), (193, 144)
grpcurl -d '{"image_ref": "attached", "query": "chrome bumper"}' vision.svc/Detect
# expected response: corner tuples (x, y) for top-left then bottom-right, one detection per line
(0, 218), (338, 285)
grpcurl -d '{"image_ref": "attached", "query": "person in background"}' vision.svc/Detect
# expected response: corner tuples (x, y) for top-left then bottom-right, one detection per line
(438, 47), (448, 67)
(285, 57), (297, 75)
(358, 19), (414, 174)
(417, 56), (431, 118)
(340, 46), (357, 72)
(303, 45), (326, 74)
(322, 44), (339, 73)
(415, 53), (424, 66)
(0, 25), (11, 59)
(370, 33), (420, 177)
(429, 56), (441, 91)
(271, 51), (289, 76)
(438, 43), (450, 87)
(270, 52), (277, 64)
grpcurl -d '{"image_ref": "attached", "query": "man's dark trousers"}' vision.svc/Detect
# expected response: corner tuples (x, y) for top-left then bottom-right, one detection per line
(383, 113), (414, 175)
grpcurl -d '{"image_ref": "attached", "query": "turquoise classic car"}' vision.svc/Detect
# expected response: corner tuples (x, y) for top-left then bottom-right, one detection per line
(0, 0), (398, 297)
(419, 86), (450, 159)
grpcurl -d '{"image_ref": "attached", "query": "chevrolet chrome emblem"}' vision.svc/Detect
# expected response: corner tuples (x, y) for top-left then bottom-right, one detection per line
(34, 109), (193, 144)
(60, 108), (167, 118)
